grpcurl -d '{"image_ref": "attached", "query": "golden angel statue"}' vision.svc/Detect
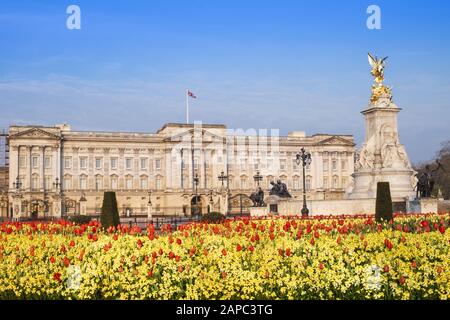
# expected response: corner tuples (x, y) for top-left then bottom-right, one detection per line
(368, 53), (392, 103)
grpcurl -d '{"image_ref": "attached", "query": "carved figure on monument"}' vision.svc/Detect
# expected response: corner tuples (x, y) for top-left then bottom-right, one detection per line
(250, 187), (265, 207)
(357, 145), (375, 170)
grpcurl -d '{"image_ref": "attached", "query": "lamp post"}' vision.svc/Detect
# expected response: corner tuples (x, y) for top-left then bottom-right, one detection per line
(295, 148), (312, 217)
(218, 171), (228, 187)
(53, 177), (61, 193)
(253, 171), (263, 187)
(13, 176), (22, 190)
(193, 173), (200, 216)
(147, 190), (152, 221)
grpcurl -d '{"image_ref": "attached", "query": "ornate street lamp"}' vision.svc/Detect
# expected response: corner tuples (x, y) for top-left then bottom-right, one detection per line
(295, 148), (312, 217)
(218, 171), (228, 187)
(13, 176), (22, 190)
(53, 177), (61, 192)
(253, 171), (263, 187)
(193, 173), (200, 216)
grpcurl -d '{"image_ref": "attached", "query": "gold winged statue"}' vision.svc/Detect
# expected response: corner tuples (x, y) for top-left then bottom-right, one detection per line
(368, 52), (392, 103)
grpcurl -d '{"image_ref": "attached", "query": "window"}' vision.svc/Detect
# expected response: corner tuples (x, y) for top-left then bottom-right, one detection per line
(125, 158), (133, 170)
(140, 177), (148, 189)
(95, 158), (102, 170)
(110, 158), (117, 170)
(80, 157), (87, 169)
(64, 176), (72, 190)
(280, 159), (286, 170)
(32, 175), (39, 190)
(126, 177), (133, 190)
(341, 159), (348, 171)
(45, 156), (51, 169)
(323, 177), (329, 189)
(305, 176), (312, 191)
(240, 159), (246, 171)
(293, 159), (299, 170)
(293, 177), (300, 190)
(155, 176), (161, 190)
(111, 176), (118, 190)
(140, 158), (148, 170)
(267, 159), (273, 170)
(342, 177), (348, 188)
(64, 157), (72, 169)
(44, 176), (52, 190)
(333, 176), (339, 189)
(332, 160), (337, 171)
(95, 176), (103, 190)
(19, 156), (26, 168)
(79, 176), (87, 190)
(323, 160), (329, 172)
(155, 159), (161, 170)
(240, 177), (247, 189)
(32, 156), (39, 168)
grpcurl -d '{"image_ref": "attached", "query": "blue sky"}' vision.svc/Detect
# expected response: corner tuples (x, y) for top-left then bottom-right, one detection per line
(0, 0), (449, 164)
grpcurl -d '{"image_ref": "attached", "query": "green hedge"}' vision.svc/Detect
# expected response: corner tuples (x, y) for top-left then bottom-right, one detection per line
(101, 192), (120, 229)
(68, 215), (92, 225)
(375, 182), (393, 223)
(201, 212), (225, 224)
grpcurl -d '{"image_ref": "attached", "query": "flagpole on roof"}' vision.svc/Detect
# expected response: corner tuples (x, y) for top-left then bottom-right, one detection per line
(186, 89), (189, 124)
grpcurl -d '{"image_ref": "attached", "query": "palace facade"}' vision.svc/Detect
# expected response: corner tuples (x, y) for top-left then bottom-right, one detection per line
(4, 123), (355, 218)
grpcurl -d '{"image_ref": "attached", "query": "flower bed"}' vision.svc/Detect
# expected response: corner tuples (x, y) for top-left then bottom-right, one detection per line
(0, 213), (449, 300)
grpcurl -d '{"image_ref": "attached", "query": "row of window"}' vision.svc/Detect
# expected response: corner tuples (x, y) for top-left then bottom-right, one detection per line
(323, 159), (348, 171)
(17, 174), (348, 191)
(64, 157), (162, 171)
(19, 156), (53, 169)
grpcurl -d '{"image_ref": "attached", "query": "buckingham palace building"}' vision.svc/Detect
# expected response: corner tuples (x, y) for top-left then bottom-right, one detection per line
(3, 122), (355, 218)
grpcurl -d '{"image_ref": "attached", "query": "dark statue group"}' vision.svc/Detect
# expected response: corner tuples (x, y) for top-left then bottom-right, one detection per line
(250, 180), (292, 207)
(415, 160), (445, 198)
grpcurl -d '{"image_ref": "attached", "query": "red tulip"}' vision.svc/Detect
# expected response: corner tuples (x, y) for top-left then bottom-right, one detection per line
(63, 257), (70, 267)
(222, 249), (227, 256)
(439, 226), (445, 234)
(50, 256), (56, 264)
(383, 265), (390, 273)
(53, 272), (62, 282)
(248, 245), (254, 252)
(399, 276), (406, 285)
(69, 240), (75, 247)
(236, 244), (242, 252)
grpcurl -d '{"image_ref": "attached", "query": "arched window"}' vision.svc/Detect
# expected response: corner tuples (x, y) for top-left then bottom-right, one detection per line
(79, 175), (87, 190)
(240, 176), (247, 189)
(95, 175), (103, 190)
(323, 177), (329, 189)
(31, 174), (39, 190)
(140, 175), (148, 190)
(293, 176), (300, 190)
(125, 175), (133, 190)
(64, 175), (72, 190)
(333, 175), (339, 189)
(305, 176), (312, 191)
(110, 175), (118, 190)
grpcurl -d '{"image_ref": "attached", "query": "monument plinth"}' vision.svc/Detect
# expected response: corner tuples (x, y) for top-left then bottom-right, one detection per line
(349, 54), (416, 201)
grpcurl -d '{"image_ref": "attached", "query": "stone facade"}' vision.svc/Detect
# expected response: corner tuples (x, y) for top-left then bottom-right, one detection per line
(0, 167), (8, 218)
(6, 122), (355, 218)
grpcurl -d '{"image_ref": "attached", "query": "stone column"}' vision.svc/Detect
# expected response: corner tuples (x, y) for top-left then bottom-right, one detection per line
(79, 197), (87, 215)
(28, 146), (32, 191)
(41, 146), (46, 191)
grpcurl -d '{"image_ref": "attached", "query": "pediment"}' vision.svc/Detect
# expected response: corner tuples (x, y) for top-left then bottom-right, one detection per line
(164, 128), (226, 143)
(317, 136), (355, 146)
(10, 128), (60, 140)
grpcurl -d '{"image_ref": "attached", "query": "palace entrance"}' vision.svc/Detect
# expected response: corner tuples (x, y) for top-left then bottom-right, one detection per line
(191, 196), (203, 216)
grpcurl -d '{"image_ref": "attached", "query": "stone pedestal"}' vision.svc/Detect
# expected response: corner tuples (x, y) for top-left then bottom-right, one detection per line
(420, 198), (439, 214)
(350, 94), (416, 201)
(249, 207), (268, 217)
(147, 205), (153, 220)
(52, 196), (62, 218)
(79, 199), (87, 215)
(12, 194), (23, 219)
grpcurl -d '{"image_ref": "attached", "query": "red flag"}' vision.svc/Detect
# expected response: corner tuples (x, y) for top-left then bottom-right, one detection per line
(188, 91), (197, 99)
